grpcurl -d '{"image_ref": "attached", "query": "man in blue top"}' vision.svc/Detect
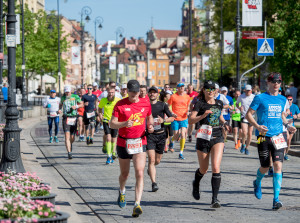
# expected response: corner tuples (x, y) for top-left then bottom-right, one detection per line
(285, 95), (300, 160)
(220, 86), (234, 143)
(246, 72), (297, 210)
(2, 83), (8, 103)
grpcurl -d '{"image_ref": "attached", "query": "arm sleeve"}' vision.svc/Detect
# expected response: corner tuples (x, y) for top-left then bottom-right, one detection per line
(249, 95), (261, 111)
(164, 103), (173, 117)
(222, 95), (229, 105)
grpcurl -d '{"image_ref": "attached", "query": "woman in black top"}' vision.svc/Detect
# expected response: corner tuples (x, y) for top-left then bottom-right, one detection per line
(189, 80), (230, 208)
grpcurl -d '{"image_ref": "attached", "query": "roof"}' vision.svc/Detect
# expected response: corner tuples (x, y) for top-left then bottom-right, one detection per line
(153, 29), (181, 39)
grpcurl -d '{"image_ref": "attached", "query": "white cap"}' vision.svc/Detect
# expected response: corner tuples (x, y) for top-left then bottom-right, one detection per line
(76, 85), (81, 89)
(165, 90), (173, 95)
(245, 85), (252, 91)
(93, 82), (98, 87)
(64, 85), (71, 92)
(221, 86), (228, 92)
(115, 86), (120, 92)
(121, 84), (127, 89)
(215, 83), (219, 89)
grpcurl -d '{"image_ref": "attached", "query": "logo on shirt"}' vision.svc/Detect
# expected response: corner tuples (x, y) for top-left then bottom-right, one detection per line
(141, 108), (144, 112)
(268, 104), (282, 118)
(125, 108), (131, 111)
(128, 112), (145, 126)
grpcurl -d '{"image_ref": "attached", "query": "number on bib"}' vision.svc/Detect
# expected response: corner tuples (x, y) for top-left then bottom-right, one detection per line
(66, 117), (77, 126)
(153, 118), (161, 130)
(271, 133), (287, 150)
(50, 112), (57, 117)
(126, 138), (143, 155)
(196, 125), (212, 141)
(86, 111), (95, 118)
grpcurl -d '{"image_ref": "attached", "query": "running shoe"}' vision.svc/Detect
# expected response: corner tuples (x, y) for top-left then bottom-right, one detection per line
(112, 152), (117, 160)
(100, 125), (104, 130)
(86, 137), (90, 145)
(49, 136), (53, 143)
(253, 180), (262, 199)
(132, 204), (143, 217)
(192, 181), (200, 200)
(152, 182), (159, 192)
(211, 199), (221, 208)
(240, 144), (246, 153)
(245, 148), (249, 155)
(169, 142), (174, 149)
(54, 136), (59, 143)
(188, 135), (192, 142)
(284, 154), (290, 161)
(68, 152), (73, 159)
(268, 167), (273, 176)
(117, 191), (126, 208)
(106, 157), (111, 164)
(237, 140), (241, 148)
(90, 138), (93, 144)
(95, 126), (99, 133)
(179, 154), (185, 160)
(235, 144), (239, 150)
(272, 199), (283, 210)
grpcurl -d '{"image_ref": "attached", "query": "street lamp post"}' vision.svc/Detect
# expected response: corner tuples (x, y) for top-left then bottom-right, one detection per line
(0, 0), (5, 124)
(189, 0), (193, 85)
(220, 0), (223, 86)
(0, 0), (25, 173)
(236, 0), (241, 89)
(20, 0), (26, 107)
(80, 6), (92, 86)
(94, 16), (103, 84)
(115, 26), (124, 45)
(146, 33), (150, 87)
(57, 0), (61, 97)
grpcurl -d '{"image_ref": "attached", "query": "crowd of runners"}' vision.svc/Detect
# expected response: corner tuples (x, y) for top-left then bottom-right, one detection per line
(43, 73), (299, 217)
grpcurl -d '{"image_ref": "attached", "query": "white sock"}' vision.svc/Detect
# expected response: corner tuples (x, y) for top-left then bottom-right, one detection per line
(180, 151), (183, 155)
(120, 188), (125, 194)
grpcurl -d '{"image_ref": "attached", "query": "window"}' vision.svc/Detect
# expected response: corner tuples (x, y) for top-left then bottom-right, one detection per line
(158, 63), (161, 68)
(163, 71), (166, 76)
(152, 62), (155, 66)
(142, 64), (145, 69)
(163, 80), (165, 85)
(158, 80), (161, 85)
(142, 72), (145, 77)
(162, 63), (165, 68)
(152, 79), (155, 85)
(158, 71), (161, 76)
(151, 70), (155, 76)
(137, 72), (140, 77)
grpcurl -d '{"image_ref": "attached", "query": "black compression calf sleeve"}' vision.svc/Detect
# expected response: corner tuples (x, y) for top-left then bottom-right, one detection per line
(211, 173), (221, 201)
(194, 168), (204, 185)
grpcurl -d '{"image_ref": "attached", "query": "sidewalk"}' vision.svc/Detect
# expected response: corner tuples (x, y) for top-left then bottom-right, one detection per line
(20, 116), (102, 223)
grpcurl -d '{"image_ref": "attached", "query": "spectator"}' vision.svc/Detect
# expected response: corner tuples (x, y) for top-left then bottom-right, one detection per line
(286, 83), (298, 104)
(2, 83), (8, 103)
(253, 85), (261, 95)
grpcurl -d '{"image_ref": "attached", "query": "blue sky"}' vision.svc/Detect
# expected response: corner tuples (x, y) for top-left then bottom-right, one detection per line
(45, 0), (200, 45)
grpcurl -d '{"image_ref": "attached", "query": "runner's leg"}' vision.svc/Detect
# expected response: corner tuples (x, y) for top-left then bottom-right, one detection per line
(48, 117), (53, 137)
(147, 150), (156, 183)
(65, 132), (71, 153)
(54, 117), (59, 136)
(119, 158), (130, 193)
(132, 152), (147, 204)
(246, 125), (254, 149)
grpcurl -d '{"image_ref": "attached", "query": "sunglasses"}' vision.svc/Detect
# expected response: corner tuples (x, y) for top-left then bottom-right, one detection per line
(205, 88), (215, 92)
(88, 88), (93, 90)
(288, 99), (293, 101)
(271, 80), (281, 84)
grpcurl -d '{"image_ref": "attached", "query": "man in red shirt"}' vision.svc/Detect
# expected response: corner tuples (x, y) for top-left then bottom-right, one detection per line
(92, 82), (102, 133)
(187, 84), (199, 142)
(110, 80), (154, 218)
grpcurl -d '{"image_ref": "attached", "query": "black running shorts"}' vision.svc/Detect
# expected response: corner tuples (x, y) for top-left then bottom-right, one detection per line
(62, 116), (77, 135)
(164, 124), (173, 138)
(257, 136), (285, 168)
(232, 120), (241, 128)
(103, 122), (118, 138)
(146, 133), (166, 154)
(196, 136), (224, 154)
(83, 112), (95, 127)
(117, 145), (147, 159)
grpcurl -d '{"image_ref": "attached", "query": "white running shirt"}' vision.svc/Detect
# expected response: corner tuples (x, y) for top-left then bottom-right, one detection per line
(236, 93), (255, 118)
(43, 97), (61, 117)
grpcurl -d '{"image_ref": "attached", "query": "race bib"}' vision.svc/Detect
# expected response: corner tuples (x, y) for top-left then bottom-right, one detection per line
(86, 111), (95, 118)
(271, 133), (287, 150)
(50, 112), (57, 117)
(126, 138), (143, 155)
(153, 118), (161, 130)
(222, 109), (228, 115)
(66, 117), (77, 126)
(196, 125), (212, 141)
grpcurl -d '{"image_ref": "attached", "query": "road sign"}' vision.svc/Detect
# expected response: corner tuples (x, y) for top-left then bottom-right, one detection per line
(242, 31), (264, 39)
(257, 38), (274, 56)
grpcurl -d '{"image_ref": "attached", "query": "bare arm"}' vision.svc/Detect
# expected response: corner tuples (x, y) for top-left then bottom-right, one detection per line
(147, 114), (154, 133)
(110, 115), (133, 129)
(246, 108), (268, 134)
(188, 110), (212, 125)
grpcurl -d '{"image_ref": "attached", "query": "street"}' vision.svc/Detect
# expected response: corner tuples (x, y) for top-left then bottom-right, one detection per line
(29, 120), (300, 223)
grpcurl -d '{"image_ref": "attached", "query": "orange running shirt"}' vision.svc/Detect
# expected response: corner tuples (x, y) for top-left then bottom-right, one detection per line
(167, 93), (190, 121)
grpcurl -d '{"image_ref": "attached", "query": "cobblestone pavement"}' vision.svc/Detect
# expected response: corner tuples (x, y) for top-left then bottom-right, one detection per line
(31, 121), (300, 223)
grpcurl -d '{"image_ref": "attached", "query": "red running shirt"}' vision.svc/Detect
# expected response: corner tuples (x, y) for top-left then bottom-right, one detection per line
(112, 97), (151, 147)
(188, 91), (199, 100)
(92, 90), (102, 98)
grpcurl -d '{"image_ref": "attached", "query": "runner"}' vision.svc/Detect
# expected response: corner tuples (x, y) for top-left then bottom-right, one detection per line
(43, 90), (61, 143)
(159, 90), (174, 152)
(77, 88), (86, 141)
(187, 84), (199, 142)
(232, 90), (242, 149)
(168, 83), (190, 159)
(164, 84), (172, 94)
(82, 84), (98, 145)
(147, 86), (174, 191)
(189, 80), (230, 208)
(92, 82), (102, 133)
(121, 84), (128, 98)
(220, 86), (234, 143)
(98, 87), (120, 164)
(246, 72), (296, 210)
(99, 81), (122, 100)
(285, 95), (300, 160)
(139, 85), (149, 102)
(236, 85), (255, 155)
(110, 80), (154, 217)
(60, 86), (83, 159)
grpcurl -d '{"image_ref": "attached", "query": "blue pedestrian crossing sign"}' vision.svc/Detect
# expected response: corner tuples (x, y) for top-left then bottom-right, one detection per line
(257, 38), (274, 56)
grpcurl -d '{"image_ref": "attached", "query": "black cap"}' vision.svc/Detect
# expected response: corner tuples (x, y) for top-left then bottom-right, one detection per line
(267, 72), (282, 82)
(203, 80), (215, 89)
(148, 86), (158, 93)
(127, 80), (140, 92)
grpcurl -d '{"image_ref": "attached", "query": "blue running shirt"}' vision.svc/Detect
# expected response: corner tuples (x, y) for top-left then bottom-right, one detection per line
(250, 92), (287, 137)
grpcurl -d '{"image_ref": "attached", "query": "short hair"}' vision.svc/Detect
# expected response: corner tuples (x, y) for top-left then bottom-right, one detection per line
(109, 81), (116, 86)
(107, 86), (116, 91)
(164, 84), (170, 87)
(140, 85), (147, 89)
(87, 84), (92, 88)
